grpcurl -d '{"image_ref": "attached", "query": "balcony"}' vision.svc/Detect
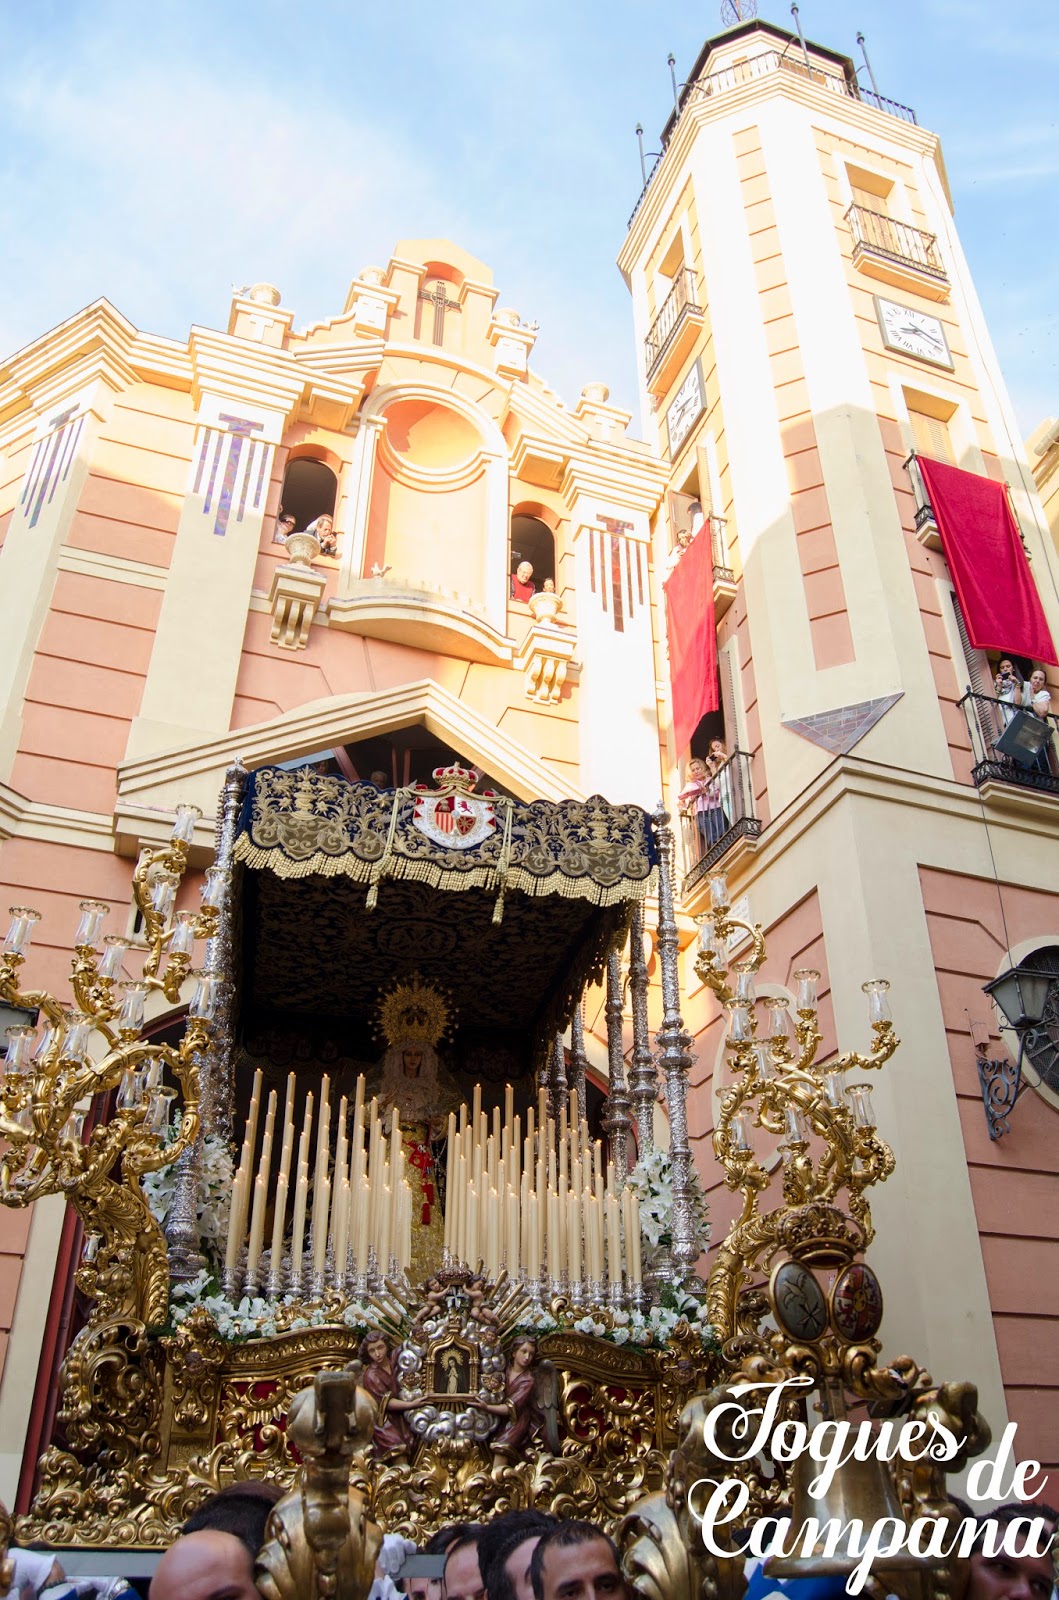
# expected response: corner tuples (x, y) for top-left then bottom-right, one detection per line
(680, 750), (762, 890)
(846, 204), (949, 300)
(708, 513), (737, 618)
(904, 454), (942, 551)
(959, 691), (1059, 802)
(645, 268), (704, 396)
(628, 51), (916, 228)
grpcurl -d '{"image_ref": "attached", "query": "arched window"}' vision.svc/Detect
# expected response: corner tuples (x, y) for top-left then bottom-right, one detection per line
(277, 458), (338, 540)
(510, 513), (555, 593)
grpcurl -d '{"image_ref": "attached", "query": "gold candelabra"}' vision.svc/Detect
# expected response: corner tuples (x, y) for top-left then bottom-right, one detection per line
(692, 868), (898, 1343)
(0, 805), (221, 1325)
(620, 868), (991, 1600)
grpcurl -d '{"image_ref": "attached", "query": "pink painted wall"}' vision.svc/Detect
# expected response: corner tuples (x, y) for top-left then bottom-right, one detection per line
(920, 865), (1059, 1488)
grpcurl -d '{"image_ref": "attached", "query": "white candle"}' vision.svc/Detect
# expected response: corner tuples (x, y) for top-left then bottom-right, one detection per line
(270, 1170), (289, 1282)
(605, 1193), (622, 1287)
(567, 1189), (582, 1283)
(313, 1175), (330, 1278)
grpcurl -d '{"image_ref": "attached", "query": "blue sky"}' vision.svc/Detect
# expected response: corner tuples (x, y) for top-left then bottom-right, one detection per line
(2, 0), (1055, 436)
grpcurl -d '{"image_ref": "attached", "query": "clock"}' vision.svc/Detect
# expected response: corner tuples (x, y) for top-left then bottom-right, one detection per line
(665, 359), (705, 458)
(875, 297), (954, 369)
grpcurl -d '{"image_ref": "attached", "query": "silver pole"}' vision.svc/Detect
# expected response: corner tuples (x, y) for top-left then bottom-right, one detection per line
(569, 1004), (589, 1119)
(166, 758), (247, 1281)
(602, 952), (633, 1185)
(652, 807), (697, 1283)
(627, 904), (656, 1158)
(551, 1031), (568, 1122)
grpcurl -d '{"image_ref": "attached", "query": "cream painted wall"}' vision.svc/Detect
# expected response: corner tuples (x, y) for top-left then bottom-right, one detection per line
(0, 381), (115, 781)
(757, 101), (952, 774)
(570, 503), (661, 806)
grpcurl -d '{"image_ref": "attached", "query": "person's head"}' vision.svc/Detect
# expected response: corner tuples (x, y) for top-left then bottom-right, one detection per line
(543, 578), (556, 593)
(530, 1523), (627, 1600)
(151, 1531), (260, 1600)
(181, 1483), (284, 1557)
(360, 1331), (390, 1366)
(426, 1526), (482, 1558)
(370, 770), (389, 787)
(277, 512), (296, 533)
(1030, 669), (1048, 692)
(405, 1580), (442, 1600)
(998, 659), (1015, 678)
(444, 1534), (485, 1600)
(313, 515), (333, 534)
(687, 758), (707, 781)
(480, 1514), (559, 1600)
(516, 561), (533, 583)
(510, 1336), (536, 1370)
(965, 1502), (1057, 1600)
(708, 738), (727, 761)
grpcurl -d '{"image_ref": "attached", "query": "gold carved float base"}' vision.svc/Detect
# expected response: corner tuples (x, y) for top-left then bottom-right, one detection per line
(17, 1312), (712, 1548)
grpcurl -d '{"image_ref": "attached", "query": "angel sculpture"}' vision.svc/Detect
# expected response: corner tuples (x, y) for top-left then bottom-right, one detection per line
(484, 1336), (561, 1474)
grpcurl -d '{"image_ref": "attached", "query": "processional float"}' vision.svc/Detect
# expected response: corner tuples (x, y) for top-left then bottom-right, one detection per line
(0, 761), (991, 1600)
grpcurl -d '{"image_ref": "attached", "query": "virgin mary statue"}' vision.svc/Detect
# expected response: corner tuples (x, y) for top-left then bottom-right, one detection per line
(372, 975), (462, 1281)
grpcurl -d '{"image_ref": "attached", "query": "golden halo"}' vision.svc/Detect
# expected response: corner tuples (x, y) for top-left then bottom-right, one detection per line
(376, 972), (454, 1048)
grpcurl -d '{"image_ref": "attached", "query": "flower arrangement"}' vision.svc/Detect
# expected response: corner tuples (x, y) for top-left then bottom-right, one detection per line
(143, 1117), (234, 1272)
(522, 1295), (719, 1353)
(165, 1270), (719, 1353)
(625, 1146), (710, 1270)
(168, 1269), (379, 1343)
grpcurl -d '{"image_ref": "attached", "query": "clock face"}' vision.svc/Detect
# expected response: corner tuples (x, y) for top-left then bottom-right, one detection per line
(875, 297), (954, 369)
(666, 360), (705, 457)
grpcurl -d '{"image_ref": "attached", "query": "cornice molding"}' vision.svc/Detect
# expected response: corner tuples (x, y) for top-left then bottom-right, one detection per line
(0, 300), (140, 425)
(620, 72), (946, 272)
(114, 678), (584, 855)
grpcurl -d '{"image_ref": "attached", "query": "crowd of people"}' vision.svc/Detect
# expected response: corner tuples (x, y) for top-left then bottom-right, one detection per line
(144, 1496), (628, 1600)
(136, 1484), (1057, 1600)
(9, 1482), (1054, 1600)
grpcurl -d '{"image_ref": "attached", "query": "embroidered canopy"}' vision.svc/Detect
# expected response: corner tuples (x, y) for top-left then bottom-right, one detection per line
(231, 765), (657, 1077)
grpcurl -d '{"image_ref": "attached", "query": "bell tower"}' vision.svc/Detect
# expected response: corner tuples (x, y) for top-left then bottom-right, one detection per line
(620, 14), (1059, 812)
(620, 15), (1059, 1478)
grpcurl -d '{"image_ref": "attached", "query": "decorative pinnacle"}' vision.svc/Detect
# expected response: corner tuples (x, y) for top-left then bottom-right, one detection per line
(721, 0), (758, 22)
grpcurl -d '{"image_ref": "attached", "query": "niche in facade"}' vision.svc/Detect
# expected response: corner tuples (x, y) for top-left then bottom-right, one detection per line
(364, 398), (490, 608)
(279, 457), (338, 533)
(510, 513), (556, 590)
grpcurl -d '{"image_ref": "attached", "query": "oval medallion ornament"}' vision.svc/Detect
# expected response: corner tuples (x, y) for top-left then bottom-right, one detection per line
(830, 1261), (884, 1343)
(769, 1259), (828, 1343)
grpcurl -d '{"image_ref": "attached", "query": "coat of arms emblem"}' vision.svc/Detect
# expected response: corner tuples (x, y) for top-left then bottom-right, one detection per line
(412, 763), (497, 850)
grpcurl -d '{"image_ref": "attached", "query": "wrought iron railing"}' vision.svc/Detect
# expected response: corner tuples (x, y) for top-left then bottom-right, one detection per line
(709, 512), (733, 581)
(645, 268), (700, 378)
(628, 53), (916, 228)
(846, 204), (947, 280)
(680, 750), (762, 888)
(959, 691), (1059, 797)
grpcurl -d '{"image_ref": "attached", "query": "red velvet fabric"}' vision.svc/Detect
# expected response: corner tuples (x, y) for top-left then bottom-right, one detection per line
(918, 456), (1057, 666)
(663, 530), (718, 753)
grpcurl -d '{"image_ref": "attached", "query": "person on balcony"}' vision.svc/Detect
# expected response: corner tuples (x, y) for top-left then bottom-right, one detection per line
(1023, 668), (1055, 774)
(678, 754), (727, 852)
(993, 658), (1022, 726)
(510, 560), (536, 601)
(707, 738), (733, 835)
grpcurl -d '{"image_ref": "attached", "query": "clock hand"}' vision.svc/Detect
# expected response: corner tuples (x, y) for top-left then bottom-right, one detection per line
(901, 322), (942, 349)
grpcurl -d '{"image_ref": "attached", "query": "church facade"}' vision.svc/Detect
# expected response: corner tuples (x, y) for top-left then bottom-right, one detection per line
(0, 14), (1057, 1508)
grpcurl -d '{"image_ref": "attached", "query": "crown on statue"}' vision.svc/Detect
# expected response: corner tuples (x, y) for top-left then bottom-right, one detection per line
(376, 972), (455, 1048)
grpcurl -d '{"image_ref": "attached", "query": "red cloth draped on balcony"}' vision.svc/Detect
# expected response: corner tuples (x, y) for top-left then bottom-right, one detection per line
(663, 525), (718, 752)
(917, 456), (1057, 666)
